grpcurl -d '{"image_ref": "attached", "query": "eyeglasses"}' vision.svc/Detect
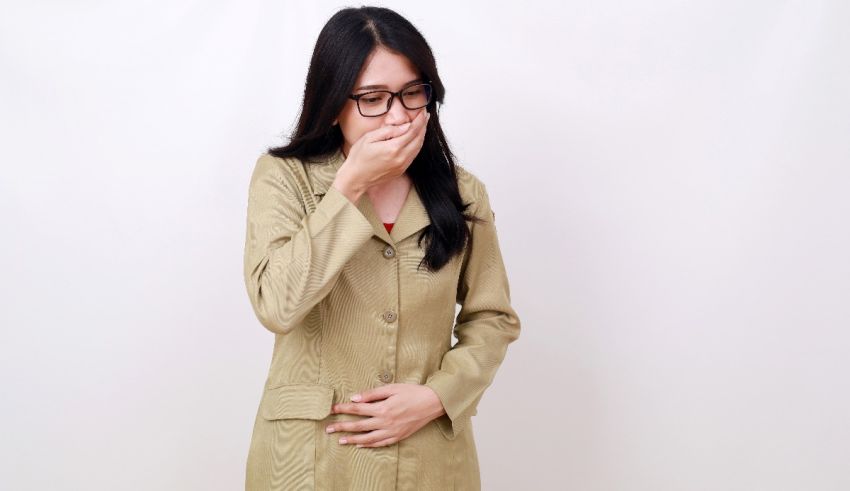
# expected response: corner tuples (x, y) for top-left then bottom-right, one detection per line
(348, 82), (433, 117)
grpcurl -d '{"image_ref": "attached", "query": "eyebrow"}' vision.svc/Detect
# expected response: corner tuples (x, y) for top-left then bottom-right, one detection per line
(355, 78), (423, 92)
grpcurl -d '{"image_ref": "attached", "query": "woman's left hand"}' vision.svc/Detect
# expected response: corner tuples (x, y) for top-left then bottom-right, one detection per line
(326, 383), (446, 448)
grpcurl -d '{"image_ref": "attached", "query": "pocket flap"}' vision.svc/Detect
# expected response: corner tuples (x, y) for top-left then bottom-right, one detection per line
(261, 383), (335, 421)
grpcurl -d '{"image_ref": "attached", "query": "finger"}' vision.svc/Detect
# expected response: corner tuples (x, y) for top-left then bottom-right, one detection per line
(351, 384), (395, 403)
(381, 109), (428, 149)
(326, 418), (378, 434)
(408, 109), (430, 137)
(366, 121), (412, 143)
(356, 436), (399, 448)
(342, 429), (393, 445)
(407, 109), (429, 141)
(400, 114), (428, 157)
(332, 402), (364, 415)
(412, 111), (430, 139)
(332, 401), (380, 416)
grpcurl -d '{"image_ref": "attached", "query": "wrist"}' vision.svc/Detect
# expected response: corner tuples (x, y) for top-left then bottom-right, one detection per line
(423, 385), (447, 419)
(331, 169), (366, 204)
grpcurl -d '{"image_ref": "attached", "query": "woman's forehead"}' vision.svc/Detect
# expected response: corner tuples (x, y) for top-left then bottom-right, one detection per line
(354, 47), (420, 90)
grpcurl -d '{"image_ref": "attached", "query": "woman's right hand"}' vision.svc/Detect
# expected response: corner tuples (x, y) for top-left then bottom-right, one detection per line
(332, 109), (430, 203)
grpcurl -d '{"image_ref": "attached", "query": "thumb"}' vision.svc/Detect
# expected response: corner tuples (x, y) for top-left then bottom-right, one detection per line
(350, 384), (395, 402)
(365, 122), (411, 143)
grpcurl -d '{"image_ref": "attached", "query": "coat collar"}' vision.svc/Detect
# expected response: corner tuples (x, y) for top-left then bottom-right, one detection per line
(305, 147), (430, 245)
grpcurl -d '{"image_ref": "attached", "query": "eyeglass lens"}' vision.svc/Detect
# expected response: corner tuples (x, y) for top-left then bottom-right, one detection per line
(357, 84), (432, 116)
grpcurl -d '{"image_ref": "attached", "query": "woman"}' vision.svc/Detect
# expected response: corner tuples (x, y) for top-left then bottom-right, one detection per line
(242, 6), (521, 490)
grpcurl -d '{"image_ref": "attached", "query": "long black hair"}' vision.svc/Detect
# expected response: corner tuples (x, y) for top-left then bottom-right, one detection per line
(269, 6), (482, 272)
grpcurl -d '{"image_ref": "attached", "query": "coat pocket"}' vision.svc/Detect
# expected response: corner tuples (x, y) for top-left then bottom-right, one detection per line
(247, 383), (335, 490)
(261, 383), (335, 420)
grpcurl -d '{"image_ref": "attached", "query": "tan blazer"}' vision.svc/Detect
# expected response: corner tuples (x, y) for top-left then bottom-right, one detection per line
(242, 147), (521, 490)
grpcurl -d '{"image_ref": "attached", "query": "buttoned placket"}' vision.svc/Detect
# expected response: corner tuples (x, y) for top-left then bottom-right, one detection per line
(378, 242), (399, 385)
(313, 190), (403, 388)
(306, 149), (430, 391)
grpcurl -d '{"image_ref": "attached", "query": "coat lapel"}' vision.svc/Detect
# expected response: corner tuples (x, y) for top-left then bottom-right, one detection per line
(305, 148), (430, 245)
(388, 184), (429, 244)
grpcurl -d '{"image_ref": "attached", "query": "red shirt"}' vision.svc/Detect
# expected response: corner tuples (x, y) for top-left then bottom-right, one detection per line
(383, 222), (394, 233)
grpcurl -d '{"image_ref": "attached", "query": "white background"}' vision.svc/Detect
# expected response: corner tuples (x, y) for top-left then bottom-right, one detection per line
(2, 1), (849, 490)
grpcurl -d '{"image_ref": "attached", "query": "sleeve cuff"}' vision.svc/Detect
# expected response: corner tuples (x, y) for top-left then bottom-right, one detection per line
(424, 375), (477, 440)
(305, 183), (373, 240)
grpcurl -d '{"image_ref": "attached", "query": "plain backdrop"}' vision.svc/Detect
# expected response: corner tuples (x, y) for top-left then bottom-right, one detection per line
(2, 1), (849, 490)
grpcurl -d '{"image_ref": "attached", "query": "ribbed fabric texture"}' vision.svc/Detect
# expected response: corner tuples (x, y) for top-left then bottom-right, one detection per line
(243, 147), (521, 490)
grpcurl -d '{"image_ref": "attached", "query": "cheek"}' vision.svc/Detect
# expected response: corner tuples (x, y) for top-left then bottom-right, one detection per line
(338, 102), (382, 143)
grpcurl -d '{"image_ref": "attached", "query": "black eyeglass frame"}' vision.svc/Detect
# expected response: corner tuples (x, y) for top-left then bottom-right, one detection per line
(347, 82), (433, 117)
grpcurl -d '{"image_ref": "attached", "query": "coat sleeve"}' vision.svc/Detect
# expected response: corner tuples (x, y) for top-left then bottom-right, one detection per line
(424, 177), (522, 439)
(243, 153), (374, 335)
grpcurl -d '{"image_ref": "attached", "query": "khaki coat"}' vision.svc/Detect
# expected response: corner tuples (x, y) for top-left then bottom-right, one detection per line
(242, 147), (521, 490)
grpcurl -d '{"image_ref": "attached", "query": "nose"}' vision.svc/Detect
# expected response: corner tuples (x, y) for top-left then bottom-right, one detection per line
(383, 93), (412, 126)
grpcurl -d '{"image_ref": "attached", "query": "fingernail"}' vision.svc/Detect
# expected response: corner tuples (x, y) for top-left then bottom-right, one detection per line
(339, 438), (347, 444)
(326, 426), (335, 433)
(350, 394), (361, 402)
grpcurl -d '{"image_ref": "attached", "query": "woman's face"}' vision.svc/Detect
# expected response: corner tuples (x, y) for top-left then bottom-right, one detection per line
(335, 46), (427, 157)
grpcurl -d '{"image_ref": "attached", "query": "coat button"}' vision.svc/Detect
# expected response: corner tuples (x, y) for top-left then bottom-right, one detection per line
(383, 246), (395, 258)
(383, 310), (397, 323)
(379, 372), (393, 382)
